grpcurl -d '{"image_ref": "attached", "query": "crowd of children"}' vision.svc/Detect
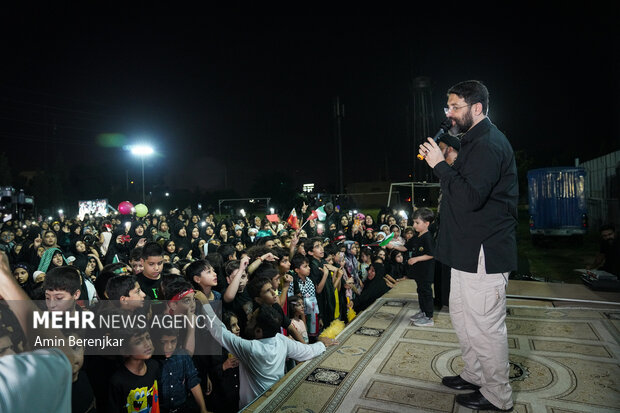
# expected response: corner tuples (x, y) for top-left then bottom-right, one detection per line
(0, 202), (438, 412)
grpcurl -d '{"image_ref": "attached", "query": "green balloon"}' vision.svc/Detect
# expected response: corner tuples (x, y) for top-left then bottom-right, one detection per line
(135, 203), (148, 217)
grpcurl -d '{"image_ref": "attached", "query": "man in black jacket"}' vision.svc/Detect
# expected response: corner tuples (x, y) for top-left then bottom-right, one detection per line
(419, 80), (517, 412)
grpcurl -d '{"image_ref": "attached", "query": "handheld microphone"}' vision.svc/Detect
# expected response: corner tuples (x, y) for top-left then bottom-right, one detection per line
(417, 118), (453, 160)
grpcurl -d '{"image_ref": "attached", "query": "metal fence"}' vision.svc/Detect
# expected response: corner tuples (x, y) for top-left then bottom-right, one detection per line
(581, 150), (619, 231)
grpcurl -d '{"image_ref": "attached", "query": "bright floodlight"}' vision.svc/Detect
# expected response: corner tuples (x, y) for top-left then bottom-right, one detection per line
(130, 145), (154, 156)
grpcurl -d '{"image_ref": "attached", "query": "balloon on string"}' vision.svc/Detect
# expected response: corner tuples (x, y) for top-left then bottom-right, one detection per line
(118, 201), (134, 215)
(135, 203), (148, 217)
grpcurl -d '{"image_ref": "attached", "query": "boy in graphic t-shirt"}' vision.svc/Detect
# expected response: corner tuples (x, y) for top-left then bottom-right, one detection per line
(136, 242), (164, 300)
(108, 329), (161, 413)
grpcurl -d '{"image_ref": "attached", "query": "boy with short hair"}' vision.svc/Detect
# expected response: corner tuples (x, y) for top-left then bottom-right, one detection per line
(108, 328), (161, 413)
(137, 242), (165, 300)
(406, 208), (436, 326)
(129, 247), (144, 275)
(246, 275), (305, 343)
(42, 266), (82, 312)
(304, 237), (336, 330)
(105, 274), (146, 311)
(155, 326), (208, 413)
(200, 301), (335, 410)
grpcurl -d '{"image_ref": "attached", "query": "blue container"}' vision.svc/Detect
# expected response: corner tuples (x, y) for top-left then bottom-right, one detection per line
(528, 167), (587, 236)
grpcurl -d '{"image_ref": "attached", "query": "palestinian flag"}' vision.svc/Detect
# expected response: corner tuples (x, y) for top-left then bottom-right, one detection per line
(314, 205), (327, 221)
(379, 232), (395, 247)
(287, 208), (299, 229)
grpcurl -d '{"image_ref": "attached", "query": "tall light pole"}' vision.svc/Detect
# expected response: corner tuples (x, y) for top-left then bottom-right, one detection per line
(130, 145), (154, 204)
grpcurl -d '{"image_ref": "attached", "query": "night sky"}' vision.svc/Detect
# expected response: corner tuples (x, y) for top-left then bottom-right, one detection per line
(1, 11), (617, 199)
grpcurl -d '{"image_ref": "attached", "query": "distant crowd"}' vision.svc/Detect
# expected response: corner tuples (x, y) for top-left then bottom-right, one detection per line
(0, 201), (440, 412)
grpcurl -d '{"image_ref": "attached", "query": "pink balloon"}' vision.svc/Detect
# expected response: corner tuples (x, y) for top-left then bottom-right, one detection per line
(118, 201), (134, 215)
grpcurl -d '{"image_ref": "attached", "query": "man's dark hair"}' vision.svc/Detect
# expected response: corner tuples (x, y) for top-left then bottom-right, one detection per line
(447, 80), (489, 115)
(600, 223), (615, 232)
(291, 253), (309, 270)
(105, 275), (138, 300)
(254, 304), (282, 338)
(413, 208), (435, 224)
(141, 242), (163, 259)
(42, 266), (81, 294)
(247, 276), (272, 300)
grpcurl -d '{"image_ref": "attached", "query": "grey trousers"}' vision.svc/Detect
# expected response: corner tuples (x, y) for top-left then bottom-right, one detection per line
(449, 247), (513, 410)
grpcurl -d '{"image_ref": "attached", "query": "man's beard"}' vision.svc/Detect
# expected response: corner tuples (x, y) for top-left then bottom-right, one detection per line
(452, 109), (474, 134)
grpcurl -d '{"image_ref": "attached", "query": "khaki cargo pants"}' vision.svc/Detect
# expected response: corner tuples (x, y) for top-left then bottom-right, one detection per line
(449, 246), (513, 410)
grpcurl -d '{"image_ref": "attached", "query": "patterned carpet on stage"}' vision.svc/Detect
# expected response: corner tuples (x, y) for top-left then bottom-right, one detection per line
(244, 297), (620, 413)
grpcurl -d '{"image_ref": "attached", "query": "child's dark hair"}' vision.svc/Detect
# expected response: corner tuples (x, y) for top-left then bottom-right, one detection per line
(42, 266), (81, 294)
(224, 260), (240, 277)
(253, 263), (278, 281)
(247, 276), (272, 300)
(152, 326), (179, 341)
(159, 273), (183, 299)
(288, 295), (303, 316)
(270, 246), (287, 260)
(174, 259), (191, 274)
(291, 253), (309, 270)
(95, 262), (129, 300)
(130, 247), (143, 261)
(141, 242), (163, 259)
(105, 275), (138, 300)
(303, 237), (322, 254)
(185, 259), (213, 290)
(323, 242), (339, 258)
(254, 305), (282, 338)
(412, 207), (434, 223)
(217, 244), (236, 262)
(222, 311), (238, 330)
(164, 278), (194, 301)
(245, 245), (271, 262)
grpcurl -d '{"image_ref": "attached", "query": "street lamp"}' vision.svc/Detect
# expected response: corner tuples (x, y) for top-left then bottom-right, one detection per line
(130, 144), (154, 204)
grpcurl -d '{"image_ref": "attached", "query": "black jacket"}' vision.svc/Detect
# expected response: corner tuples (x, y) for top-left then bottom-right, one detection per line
(433, 117), (518, 273)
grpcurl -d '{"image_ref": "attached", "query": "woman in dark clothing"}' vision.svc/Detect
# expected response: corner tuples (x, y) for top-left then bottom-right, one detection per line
(103, 229), (131, 265)
(172, 225), (192, 259)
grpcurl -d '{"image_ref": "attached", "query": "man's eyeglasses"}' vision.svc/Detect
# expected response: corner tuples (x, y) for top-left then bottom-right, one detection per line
(444, 104), (471, 115)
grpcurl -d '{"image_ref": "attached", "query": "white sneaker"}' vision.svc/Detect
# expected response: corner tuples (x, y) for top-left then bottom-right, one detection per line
(414, 316), (434, 327)
(410, 311), (425, 321)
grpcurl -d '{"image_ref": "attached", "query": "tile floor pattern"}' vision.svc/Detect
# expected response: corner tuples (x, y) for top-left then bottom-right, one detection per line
(244, 297), (620, 413)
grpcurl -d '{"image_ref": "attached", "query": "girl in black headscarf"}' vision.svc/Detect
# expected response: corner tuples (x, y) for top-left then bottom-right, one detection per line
(387, 249), (406, 280)
(172, 225), (191, 259)
(69, 238), (90, 273)
(12, 262), (36, 299)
